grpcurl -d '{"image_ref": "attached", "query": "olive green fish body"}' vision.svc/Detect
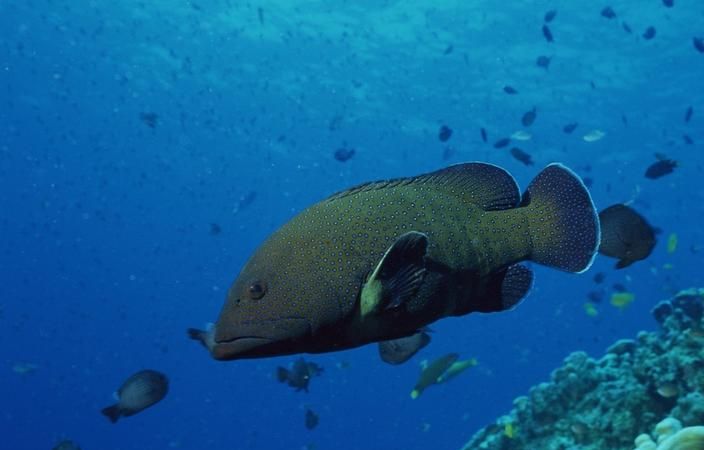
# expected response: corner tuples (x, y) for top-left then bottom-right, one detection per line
(194, 162), (600, 360)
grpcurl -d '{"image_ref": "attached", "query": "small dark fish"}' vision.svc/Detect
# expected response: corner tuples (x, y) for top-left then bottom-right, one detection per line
(621, 114), (628, 126)
(53, 440), (82, 450)
(612, 283), (627, 292)
(101, 370), (168, 423)
(601, 6), (616, 19)
(643, 26), (656, 40)
(443, 44), (454, 55)
(645, 159), (677, 179)
(536, 55), (551, 69)
(544, 10), (557, 23)
(277, 358), (323, 392)
(334, 146), (355, 162)
(685, 106), (693, 122)
(588, 290), (604, 303)
(599, 204), (656, 269)
(503, 85), (518, 95)
(378, 330), (431, 365)
(563, 122), (578, 134)
(662, 0), (674, 7)
(683, 134), (694, 145)
(542, 25), (554, 43)
(493, 138), (511, 149)
(139, 112), (158, 128)
(438, 125), (453, 142)
(622, 22), (632, 34)
(593, 272), (606, 284)
(694, 37), (704, 53)
(510, 147), (534, 166)
(257, 7), (264, 25)
(209, 223), (222, 236)
(480, 127), (488, 143)
(305, 408), (319, 430)
(521, 108), (537, 127)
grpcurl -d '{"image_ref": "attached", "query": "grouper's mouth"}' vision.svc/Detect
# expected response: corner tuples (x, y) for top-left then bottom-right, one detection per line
(211, 336), (274, 360)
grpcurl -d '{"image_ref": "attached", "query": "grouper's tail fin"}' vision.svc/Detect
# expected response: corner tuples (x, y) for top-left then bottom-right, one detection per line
(521, 163), (600, 273)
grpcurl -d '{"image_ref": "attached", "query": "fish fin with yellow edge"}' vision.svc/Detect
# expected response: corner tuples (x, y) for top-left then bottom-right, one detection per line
(520, 163), (600, 273)
(469, 264), (533, 314)
(360, 231), (428, 317)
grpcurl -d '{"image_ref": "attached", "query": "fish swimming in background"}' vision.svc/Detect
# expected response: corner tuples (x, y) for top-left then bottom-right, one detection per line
(189, 162), (600, 361)
(276, 358), (323, 392)
(305, 408), (319, 430)
(645, 156), (677, 179)
(101, 370), (168, 423)
(598, 204), (656, 268)
(410, 353), (458, 399)
(378, 330), (431, 365)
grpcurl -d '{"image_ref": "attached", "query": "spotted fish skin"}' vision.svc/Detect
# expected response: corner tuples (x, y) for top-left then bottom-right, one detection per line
(196, 162), (599, 360)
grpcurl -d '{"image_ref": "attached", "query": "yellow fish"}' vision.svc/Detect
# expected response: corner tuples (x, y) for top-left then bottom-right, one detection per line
(504, 422), (516, 439)
(583, 302), (598, 317)
(667, 233), (678, 254)
(610, 292), (635, 310)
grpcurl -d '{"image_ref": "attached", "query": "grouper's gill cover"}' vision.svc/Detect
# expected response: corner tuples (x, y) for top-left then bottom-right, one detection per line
(192, 162), (600, 361)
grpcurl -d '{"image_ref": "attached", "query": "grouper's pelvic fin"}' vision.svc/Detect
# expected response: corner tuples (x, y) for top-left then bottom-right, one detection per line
(470, 264), (533, 313)
(520, 163), (600, 273)
(361, 231), (428, 317)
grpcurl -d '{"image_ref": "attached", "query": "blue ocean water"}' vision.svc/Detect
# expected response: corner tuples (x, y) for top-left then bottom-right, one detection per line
(1, 1), (702, 449)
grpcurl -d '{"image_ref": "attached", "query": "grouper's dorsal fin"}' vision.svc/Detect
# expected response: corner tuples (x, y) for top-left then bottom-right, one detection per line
(323, 162), (520, 211)
(360, 231), (428, 317)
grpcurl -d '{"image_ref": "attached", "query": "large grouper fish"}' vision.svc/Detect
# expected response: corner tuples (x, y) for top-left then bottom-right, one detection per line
(189, 162), (600, 361)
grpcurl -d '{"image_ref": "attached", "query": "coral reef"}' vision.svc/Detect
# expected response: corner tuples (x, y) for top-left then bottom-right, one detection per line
(461, 289), (704, 450)
(634, 417), (704, 450)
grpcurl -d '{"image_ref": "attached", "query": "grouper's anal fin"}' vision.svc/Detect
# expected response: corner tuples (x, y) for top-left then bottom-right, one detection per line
(360, 231), (428, 317)
(471, 264), (533, 313)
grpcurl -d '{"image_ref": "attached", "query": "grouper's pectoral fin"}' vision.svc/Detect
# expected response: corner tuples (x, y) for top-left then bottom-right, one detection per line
(360, 231), (429, 317)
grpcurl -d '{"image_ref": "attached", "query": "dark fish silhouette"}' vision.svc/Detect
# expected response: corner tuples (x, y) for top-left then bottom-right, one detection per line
(683, 134), (694, 145)
(542, 25), (554, 42)
(588, 290), (604, 303)
(209, 223), (222, 236)
(662, 0), (674, 7)
(694, 37), (704, 53)
(643, 26), (656, 40)
(622, 22), (633, 34)
(276, 358), (323, 392)
(189, 163), (600, 361)
(544, 10), (557, 23)
(645, 158), (677, 179)
(53, 440), (81, 450)
(503, 85), (518, 95)
(521, 108), (537, 127)
(493, 138), (511, 148)
(139, 112), (158, 128)
(305, 408), (319, 429)
(536, 55), (551, 69)
(510, 148), (534, 166)
(601, 7), (616, 19)
(685, 106), (693, 122)
(438, 125), (453, 142)
(593, 272), (606, 284)
(480, 127), (488, 143)
(563, 123), (578, 134)
(334, 146), (355, 162)
(378, 330), (430, 365)
(598, 204), (656, 269)
(101, 370), (168, 423)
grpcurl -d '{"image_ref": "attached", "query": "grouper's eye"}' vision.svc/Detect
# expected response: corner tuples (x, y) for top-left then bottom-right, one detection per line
(247, 280), (267, 300)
